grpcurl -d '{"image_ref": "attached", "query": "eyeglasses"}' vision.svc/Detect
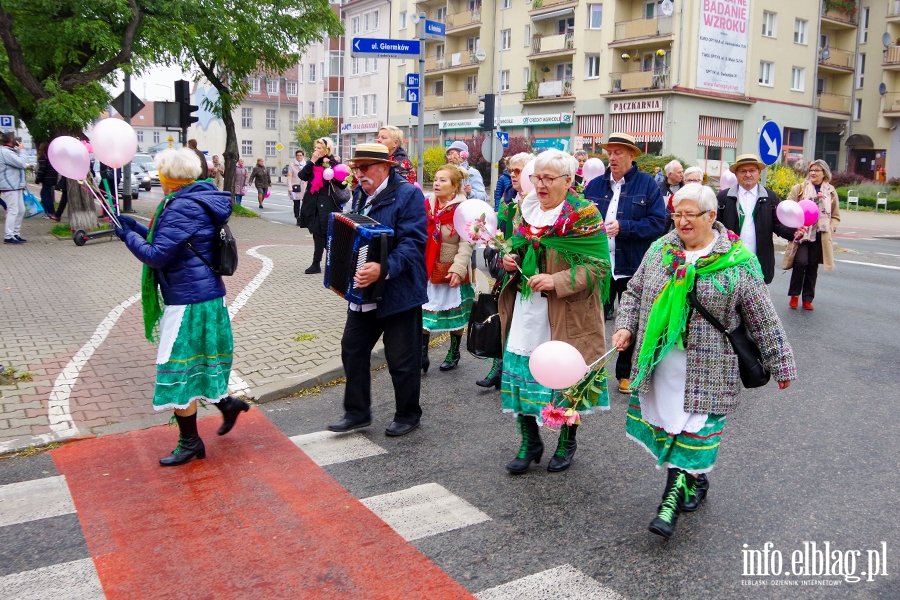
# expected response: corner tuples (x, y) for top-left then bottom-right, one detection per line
(808, 168), (823, 173)
(671, 210), (709, 221)
(684, 178), (702, 184)
(351, 163), (379, 173)
(509, 168), (523, 175)
(529, 174), (568, 186)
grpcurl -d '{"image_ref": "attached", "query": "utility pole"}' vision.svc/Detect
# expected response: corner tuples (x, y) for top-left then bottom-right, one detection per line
(278, 77), (283, 183)
(122, 72), (133, 213)
(417, 12), (426, 183)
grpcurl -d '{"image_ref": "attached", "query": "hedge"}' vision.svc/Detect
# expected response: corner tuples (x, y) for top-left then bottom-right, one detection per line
(834, 187), (900, 211)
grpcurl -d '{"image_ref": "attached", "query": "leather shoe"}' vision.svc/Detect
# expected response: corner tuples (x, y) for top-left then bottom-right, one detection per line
(385, 421), (419, 437)
(789, 296), (799, 309)
(618, 378), (631, 394)
(305, 264), (322, 274)
(327, 417), (372, 433)
(802, 301), (814, 311)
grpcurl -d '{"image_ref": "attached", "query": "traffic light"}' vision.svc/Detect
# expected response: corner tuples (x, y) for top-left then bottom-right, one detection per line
(478, 94), (495, 131)
(174, 79), (199, 129)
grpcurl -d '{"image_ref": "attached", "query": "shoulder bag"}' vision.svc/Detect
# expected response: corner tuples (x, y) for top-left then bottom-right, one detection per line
(466, 285), (502, 359)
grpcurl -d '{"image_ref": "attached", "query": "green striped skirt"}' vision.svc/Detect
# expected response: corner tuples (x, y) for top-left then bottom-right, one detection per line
(625, 394), (725, 474)
(422, 282), (474, 333)
(153, 297), (233, 411)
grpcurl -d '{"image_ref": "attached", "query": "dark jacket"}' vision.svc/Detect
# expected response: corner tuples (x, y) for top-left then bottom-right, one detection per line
(390, 146), (416, 184)
(351, 172), (428, 318)
(190, 147), (209, 180)
(299, 154), (347, 235)
(583, 162), (668, 278)
(493, 170), (512, 210)
(716, 184), (796, 284)
(35, 158), (58, 187)
(248, 164), (271, 188)
(123, 181), (231, 305)
(658, 179), (681, 233)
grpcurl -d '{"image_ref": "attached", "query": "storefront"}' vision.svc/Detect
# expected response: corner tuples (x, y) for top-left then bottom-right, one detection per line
(608, 98), (664, 155)
(340, 120), (381, 158)
(576, 114), (604, 153)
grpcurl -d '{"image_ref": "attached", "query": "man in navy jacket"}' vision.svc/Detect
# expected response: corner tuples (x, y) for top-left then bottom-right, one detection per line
(328, 144), (428, 437)
(583, 133), (668, 394)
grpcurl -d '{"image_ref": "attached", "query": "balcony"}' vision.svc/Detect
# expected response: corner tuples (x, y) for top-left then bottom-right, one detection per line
(609, 67), (670, 93)
(884, 45), (900, 70)
(818, 46), (855, 73)
(610, 16), (673, 45)
(529, 32), (574, 56)
(817, 93), (851, 114)
(424, 51), (480, 73)
(882, 92), (900, 115)
(425, 89), (479, 110)
(530, 0), (578, 12)
(821, 5), (857, 27)
(523, 77), (574, 102)
(447, 9), (481, 31)
(889, 0), (900, 19)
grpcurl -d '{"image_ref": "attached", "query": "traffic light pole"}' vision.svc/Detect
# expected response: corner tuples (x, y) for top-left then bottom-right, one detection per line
(122, 73), (133, 213)
(417, 12), (426, 184)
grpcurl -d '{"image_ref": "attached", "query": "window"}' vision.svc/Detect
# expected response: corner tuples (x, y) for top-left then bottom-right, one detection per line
(762, 11), (777, 38)
(589, 4), (602, 29)
(289, 110), (299, 129)
(298, 65), (304, 83)
(643, 0), (657, 18)
(351, 57), (359, 76)
(363, 58), (370, 73)
(266, 79), (279, 95)
(400, 11), (407, 29)
(266, 141), (277, 157)
(586, 54), (600, 79)
(523, 67), (530, 89)
(791, 67), (805, 91)
(696, 116), (738, 164)
(350, 96), (359, 117)
(153, 131), (160, 143)
(860, 7), (869, 44)
(434, 80), (444, 95)
(242, 108), (252, 128)
(853, 98), (862, 121)
(266, 109), (276, 129)
(320, 61), (325, 79)
(557, 17), (574, 34)
(501, 29), (511, 50)
(500, 70), (510, 91)
(328, 92), (342, 117)
(286, 81), (298, 96)
(309, 64), (316, 82)
(136, 130), (144, 143)
(249, 77), (260, 93)
(793, 19), (807, 44)
(372, 9), (379, 29)
(782, 127), (805, 162)
(436, 6), (447, 22)
(308, 101), (315, 116)
(351, 16), (360, 34)
(329, 51), (344, 77)
(319, 100), (324, 116)
(241, 140), (252, 156)
(759, 61), (774, 86)
(362, 95), (369, 115)
(524, 25), (531, 46)
(466, 36), (480, 52)
(466, 75), (478, 93)
(502, 0), (511, 7)
(398, 82), (407, 99)
(289, 143), (299, 156)
(856, 53), (865, 88)
(817, 78), (826, 95)
(370, 94), (377, 115)
(364, 12), (370, 31)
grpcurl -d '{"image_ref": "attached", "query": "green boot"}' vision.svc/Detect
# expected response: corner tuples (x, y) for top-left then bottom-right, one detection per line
(439, 333), (462, 371)
(547, 424), (577, 472)
(476, 358), (502, 389)
(506, 415), (543, 474)
(648, 468), (694, 538)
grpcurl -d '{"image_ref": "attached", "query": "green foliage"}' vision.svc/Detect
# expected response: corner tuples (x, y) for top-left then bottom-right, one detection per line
(634, 154), (687, 175)
(765, 163), (805, 199)
(292, 333), (317, 342)
(835, 186), (900, 211)
(231, 203), (260, 218)
(293, 116), (337, 155)
(50, 223), (109, 237)
(411, 146), (448, 183)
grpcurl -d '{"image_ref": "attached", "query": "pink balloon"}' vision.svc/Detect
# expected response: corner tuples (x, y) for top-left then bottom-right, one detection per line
(88, 118), (138, 168)
(413, 182), (423, 190)
(206, 161), (214, 170)
(581, 158), (605, 184)
(719, 169), (738, 191)
(451, 199), (497, 243)
(333, 164), (351, 179)
(323, 167), (335, 181)
(520, 160), (536, 194)
(529, 341), (588, 390)
(48, 136), (90, 180)
(798, 199), (819, 226)
(776, 201), (805, 228)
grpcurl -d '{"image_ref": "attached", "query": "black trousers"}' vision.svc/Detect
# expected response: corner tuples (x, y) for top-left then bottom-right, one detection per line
(293, 199), (302, 220)
(311, 231), (326, 266)
(606, 276), (635, 380)
(788, 235), (822, 303)
(341, 306), (423, 425)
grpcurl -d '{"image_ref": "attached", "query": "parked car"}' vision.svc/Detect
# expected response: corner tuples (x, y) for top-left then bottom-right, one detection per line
(91, 162), (140, 200)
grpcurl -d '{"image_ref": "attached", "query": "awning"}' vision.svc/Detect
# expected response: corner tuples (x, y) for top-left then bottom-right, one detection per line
(845, 134), (874, 148)
(531, 7), (575, 21)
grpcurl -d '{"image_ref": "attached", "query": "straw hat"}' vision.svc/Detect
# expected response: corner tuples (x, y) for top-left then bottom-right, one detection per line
(600, 132), (642, 156)
(729, 154), (767, 173)
(347, 143), (398, 166)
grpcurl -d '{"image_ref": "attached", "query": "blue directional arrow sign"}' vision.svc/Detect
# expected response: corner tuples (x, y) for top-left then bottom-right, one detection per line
(0, 115), (13, 130)
(406, 73), (420, 88)
(496, 131), (509, 148)
(411, 102), (419, 117)
(759, 121), (782, 166)
(406, 89), (420, 103)
(424, 20), (446, 41)
(352, 38), (420, 59)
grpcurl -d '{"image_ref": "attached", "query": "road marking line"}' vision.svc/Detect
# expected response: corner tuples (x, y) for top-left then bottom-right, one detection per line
(836, 259), (900, 270)
(876, 252), (900, 258)
(0, 558), (104, 600)
(0, 475), (75, 527)
(290, 431), (387, 466)
(360, 482), (491, 541)
(474, 565), (624, 600)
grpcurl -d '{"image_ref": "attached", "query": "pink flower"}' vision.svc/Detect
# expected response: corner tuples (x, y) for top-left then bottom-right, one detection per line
(541, 404), (567, 427)
(563, 408), (580, 426)
(460, 150), (469, 160)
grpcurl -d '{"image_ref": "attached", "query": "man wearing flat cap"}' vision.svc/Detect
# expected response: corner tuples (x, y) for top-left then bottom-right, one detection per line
(716, 154), (796, 284)
(328, 143), (429, 437)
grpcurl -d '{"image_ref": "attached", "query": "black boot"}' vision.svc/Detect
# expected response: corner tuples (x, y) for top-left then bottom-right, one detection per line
(439, 334), (462, 371)
(159, 413), (206, 466)
(648, 468), (695, 538)
(681, 473), (709, 512)
(422, 333), (431, 373)
(214, 395), (250, 435)
(506, 415), (543, 474)
(547, 424), (577, 472)
(476, 358), (502, 389)
(305, 264), (322, 274)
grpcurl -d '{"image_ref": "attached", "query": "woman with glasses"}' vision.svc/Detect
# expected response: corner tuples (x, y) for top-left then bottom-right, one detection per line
(299, 137), (347, 274)
(498, 149), (611, 474)
(573, 150), (588, 186)
(782, 160), (840, 311)
(683, 167), (703, 185)
(612, 183), (796, 538)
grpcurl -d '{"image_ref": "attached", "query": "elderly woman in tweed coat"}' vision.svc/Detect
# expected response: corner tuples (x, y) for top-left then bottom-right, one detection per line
(611, 184), (796, 539)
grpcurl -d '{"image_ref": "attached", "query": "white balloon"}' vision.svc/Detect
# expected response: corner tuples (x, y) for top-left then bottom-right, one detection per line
(89, 118), (138, 168)
(718, 169), (738, 191)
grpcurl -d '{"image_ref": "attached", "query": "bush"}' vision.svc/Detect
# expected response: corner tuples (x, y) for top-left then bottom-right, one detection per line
(411, 145), (450, 184)
(765, 163), (805, 198)
(829, 170), (867, 188)
(634, 154), (687, 176)
(835, 186), (900, 211)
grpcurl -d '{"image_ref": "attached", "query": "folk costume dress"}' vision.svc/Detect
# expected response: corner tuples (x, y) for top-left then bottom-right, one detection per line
(422, 193), (475, 333)
(499, 190), (612, 423)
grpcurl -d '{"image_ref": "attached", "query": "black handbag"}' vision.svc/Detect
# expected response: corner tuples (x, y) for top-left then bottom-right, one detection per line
(688, 287), (770, 389)
(330, 181), (352, 204)
(466, 291), (502, 359)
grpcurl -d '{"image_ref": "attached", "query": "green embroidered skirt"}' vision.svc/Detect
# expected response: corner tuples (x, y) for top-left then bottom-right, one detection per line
(153, 297), (233, 411)
(422, 282), (474, 333)
(625, 394), (725, 474)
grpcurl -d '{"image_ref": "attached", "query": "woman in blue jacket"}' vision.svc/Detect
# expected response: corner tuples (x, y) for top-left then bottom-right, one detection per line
(115, 148), (249, 466)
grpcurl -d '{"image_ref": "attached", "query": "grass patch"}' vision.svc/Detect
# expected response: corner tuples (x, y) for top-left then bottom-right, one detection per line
(0, 442), (60, 460)
(232, 204), (260, 218)
(51, 223), (110, 237)
(0, 366), (33, 385)
(293, 333), (317, 342)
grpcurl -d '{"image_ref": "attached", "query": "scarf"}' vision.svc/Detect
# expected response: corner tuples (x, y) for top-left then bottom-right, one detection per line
(509, 191), (611, 302)
(798, 179), (833, 240)
(630, 231), (759, 388)
(310, 165), (325, 194)
(425, 195), (461, 278)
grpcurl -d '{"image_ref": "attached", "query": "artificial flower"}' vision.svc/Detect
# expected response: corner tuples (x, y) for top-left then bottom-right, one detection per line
(541, 404), (567, 427)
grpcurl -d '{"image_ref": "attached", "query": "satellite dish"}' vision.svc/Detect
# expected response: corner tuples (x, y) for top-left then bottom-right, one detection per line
(884, 32), (893, 48)
(820, 48), (831, 61)
(880, 82), (888, 95)
(475, 48), (487, 62)
(410, 13), (420, 24)
(660, 0), (674, 17)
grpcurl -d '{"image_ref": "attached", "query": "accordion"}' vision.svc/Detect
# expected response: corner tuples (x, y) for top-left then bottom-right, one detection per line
(325, 213), (395, 304)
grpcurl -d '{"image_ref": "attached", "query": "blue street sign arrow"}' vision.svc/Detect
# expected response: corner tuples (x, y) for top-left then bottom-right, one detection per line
(406, 89), (420, 103)
(759, 121), (782, 166)
(0, 115), (13, 130)
(424, 20), (446, 41)
(352, 38), (420, 59)
(406, 73), (420, 88)
(411, 102), (419, 117)
(496, 131), (509, 148)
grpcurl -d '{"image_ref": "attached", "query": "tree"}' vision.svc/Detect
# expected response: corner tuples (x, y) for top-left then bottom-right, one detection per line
(293, 115), (337, 155)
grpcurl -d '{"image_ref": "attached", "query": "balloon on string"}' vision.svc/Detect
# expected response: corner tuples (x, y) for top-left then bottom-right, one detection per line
(413, 182), (423, 190)
(520, 160), (536, 194)
(529, 341), (589, 390)
(48, 136), (91, 180)
(581, 158), (606, 184)
(776, 200), (805, 228)
(323, 167), (335, 181)
(452, 199), (498, 243)
(798, 199), (820, 226)
(718, 169), (738, 191)
(333, 164), (351, 180)
(89, 119), (138, 168)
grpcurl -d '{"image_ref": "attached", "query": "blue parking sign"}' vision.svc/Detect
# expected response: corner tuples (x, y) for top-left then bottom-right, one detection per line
(0, 115), (13, 130)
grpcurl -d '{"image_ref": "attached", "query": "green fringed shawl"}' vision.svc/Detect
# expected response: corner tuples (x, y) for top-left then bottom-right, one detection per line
(140, 197), (168, 342)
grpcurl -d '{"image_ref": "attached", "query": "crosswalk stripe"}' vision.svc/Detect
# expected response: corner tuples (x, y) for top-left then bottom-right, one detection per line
(290, 430), (388, 466)
(474, 564), (625, 600)
(0, 475), (76, 528)
(0, 558), (104, 600)
(360, 482), (491, 542)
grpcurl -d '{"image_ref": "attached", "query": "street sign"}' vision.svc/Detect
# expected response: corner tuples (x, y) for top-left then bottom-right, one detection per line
(406, 89), (420, 103)
(424, 20), (446, 41)
(111, 91), (145, 120)
(406, 73), (420, 88)
(496, 131), (509, 148)
(351, 38), (420, 59)
(275, 143), (284, 152)
(411, 102), (419, 117)
(0, 115), (13, 130)
(481, 137), (504, 163)
(759, 121), (782, 166)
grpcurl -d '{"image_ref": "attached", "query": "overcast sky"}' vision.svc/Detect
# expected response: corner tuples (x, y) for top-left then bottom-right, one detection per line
(107, 65), (193, 102)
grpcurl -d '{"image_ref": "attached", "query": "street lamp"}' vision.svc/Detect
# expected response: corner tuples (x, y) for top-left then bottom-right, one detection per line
(277, 77), (285, 183)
